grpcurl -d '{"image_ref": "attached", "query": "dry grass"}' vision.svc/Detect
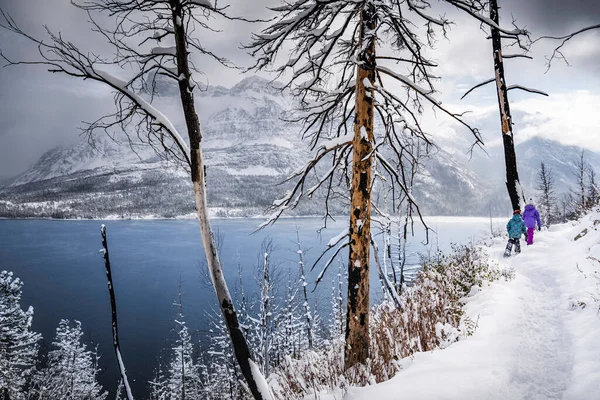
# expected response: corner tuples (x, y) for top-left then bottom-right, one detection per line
(269, 243), (513, 399)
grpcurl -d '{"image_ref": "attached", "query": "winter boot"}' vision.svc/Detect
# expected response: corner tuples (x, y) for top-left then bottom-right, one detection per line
(514, 238), (522, 254)
(504, 239), (513, 257)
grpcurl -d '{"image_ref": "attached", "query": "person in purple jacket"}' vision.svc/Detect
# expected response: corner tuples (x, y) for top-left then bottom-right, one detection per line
(522, 198), (542, 245)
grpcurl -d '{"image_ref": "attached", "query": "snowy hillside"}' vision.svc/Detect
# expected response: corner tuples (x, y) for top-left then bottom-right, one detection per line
(1, 75), (600, 218)
(329, 212), (600, 399)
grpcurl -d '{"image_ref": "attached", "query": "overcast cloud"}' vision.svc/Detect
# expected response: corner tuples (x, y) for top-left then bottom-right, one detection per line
(0, 0), (598, 176)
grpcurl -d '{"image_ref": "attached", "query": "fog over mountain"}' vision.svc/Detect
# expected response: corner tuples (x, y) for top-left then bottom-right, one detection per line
(1, 76), (598, 219)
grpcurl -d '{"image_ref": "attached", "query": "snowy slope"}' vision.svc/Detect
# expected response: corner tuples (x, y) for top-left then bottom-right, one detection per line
(10, 139), (162, 186)
(331, 213), (600, 399)
(0, 75), (489, 217)
(2, 74), (600, 218)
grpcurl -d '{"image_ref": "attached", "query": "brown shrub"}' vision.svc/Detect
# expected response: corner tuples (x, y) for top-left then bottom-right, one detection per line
(268, 243), (512, 399)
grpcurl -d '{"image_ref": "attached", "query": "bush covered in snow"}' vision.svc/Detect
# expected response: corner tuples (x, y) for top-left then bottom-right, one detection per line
(267, 243), (512, 399)
(0, 271), (42, 400)
(31, 320), (107, 400)
(0, 271), (106, 400)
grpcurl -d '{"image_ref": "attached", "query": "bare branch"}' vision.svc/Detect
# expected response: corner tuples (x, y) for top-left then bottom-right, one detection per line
(460, 77), (495, 100)
(533, 23), (600, 70)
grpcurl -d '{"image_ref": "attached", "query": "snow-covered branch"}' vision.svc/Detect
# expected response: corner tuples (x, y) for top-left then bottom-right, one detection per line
(506, 85), (548, 97)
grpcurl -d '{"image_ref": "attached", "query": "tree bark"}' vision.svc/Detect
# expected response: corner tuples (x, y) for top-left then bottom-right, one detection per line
(345, 0), (377, 371)
(490, 0), (523, 212)
(170, 2), (268, 399)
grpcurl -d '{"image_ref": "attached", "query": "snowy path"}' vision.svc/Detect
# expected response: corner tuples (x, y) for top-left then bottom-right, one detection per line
(495, 237), (574, 399)
(340, 217), (600, 400)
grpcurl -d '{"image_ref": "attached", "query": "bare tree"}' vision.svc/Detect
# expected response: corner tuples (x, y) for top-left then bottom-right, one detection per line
(100, 225), (134, 400)
(489, 0), (525, 211)
(247, 0), (487, 371)
(460, 1), (550, 212)
(0, 2), (270, 398)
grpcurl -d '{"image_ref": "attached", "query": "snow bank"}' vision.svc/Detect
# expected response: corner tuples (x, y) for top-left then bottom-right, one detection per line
(334, 212), (600, 399)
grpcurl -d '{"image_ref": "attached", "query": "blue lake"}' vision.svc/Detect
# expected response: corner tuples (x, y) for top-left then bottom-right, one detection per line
(0, 217), (499, 397)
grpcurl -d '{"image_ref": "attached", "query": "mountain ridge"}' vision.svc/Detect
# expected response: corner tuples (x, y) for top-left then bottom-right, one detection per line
(1, 76), (598, 218)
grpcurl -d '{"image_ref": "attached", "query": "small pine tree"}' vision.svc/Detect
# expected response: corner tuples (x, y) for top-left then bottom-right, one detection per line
(572, 150), (587, 215)
(0, 271), (41, 400)
(151, 291), (202, 400)
(32, 320), (107, 400)
(201, 309), (241, 400)
(587, 168), (599, 209)
(536, 161), (557, 225)
(165, 320), (201, 400)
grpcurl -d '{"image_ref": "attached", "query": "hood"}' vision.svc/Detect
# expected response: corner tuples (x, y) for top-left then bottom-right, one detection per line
(511, 214), (522, 221)
(524, 204), (535, 211)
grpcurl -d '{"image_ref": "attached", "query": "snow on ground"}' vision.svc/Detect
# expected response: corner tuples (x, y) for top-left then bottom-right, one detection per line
(316, 212), (600, 400)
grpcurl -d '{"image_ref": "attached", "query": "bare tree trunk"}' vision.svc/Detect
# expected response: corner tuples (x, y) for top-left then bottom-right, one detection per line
(295, 230), (313, 349)
(260, 251), (270, 377)
(169, 3), (267, 399)
(100, 225), (134, 400)
(345, 1), (377, 371)
(490, 0), (523, 212)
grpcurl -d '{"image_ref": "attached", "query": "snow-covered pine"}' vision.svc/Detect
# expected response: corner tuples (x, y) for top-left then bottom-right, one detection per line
(536, 161), (558, 226)
(330, 260), (346, 337)
(149, 292), (202, 400)
(586, 170), (599, 209)
(200, 308), (242, 399)
(164, 319), (202, 399)
(257, 246), (272, 377)
(0, 271), (42, 400)
(270, 274), (302, 364)
(294, 229), (314, 349)
(31, 320), (107, 400)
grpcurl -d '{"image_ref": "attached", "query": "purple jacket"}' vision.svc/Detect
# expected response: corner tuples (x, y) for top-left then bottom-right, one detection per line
(522, 204), (541, 229)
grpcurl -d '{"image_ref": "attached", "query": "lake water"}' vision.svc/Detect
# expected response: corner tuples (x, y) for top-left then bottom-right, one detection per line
(0, 217), (501, 397)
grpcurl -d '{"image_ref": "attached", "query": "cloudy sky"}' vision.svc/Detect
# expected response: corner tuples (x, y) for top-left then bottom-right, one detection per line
(0, 0), (599, 176)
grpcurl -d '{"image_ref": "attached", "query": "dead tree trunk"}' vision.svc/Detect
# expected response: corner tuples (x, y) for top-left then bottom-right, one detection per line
(100, 225), (134, 400)
(295, 230), (313, 349)
(490, 0), (523, 212)
(345, 1), (377, 371)
(170, 3), (267, 399)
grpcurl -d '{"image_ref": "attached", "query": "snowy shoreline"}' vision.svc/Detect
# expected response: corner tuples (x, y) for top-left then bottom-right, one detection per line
(0, 214), (509, 222)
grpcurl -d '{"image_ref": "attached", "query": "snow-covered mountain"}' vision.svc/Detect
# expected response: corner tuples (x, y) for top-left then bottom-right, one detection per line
(1, 76), (599, 218)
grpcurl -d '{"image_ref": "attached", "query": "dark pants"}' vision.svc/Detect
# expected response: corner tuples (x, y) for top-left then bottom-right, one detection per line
(505, 237), (521, 255)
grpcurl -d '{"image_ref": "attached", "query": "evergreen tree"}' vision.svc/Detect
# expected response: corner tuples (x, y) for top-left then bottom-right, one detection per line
(572, 150), (587, 215)
(150, 293), (201, 400)
(536, 162), (557, 225)
(165, 321), (201, 400)
(32, 320), (107, 400)
(0, 271), (41, 400)
(587, 168), (599, 208)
